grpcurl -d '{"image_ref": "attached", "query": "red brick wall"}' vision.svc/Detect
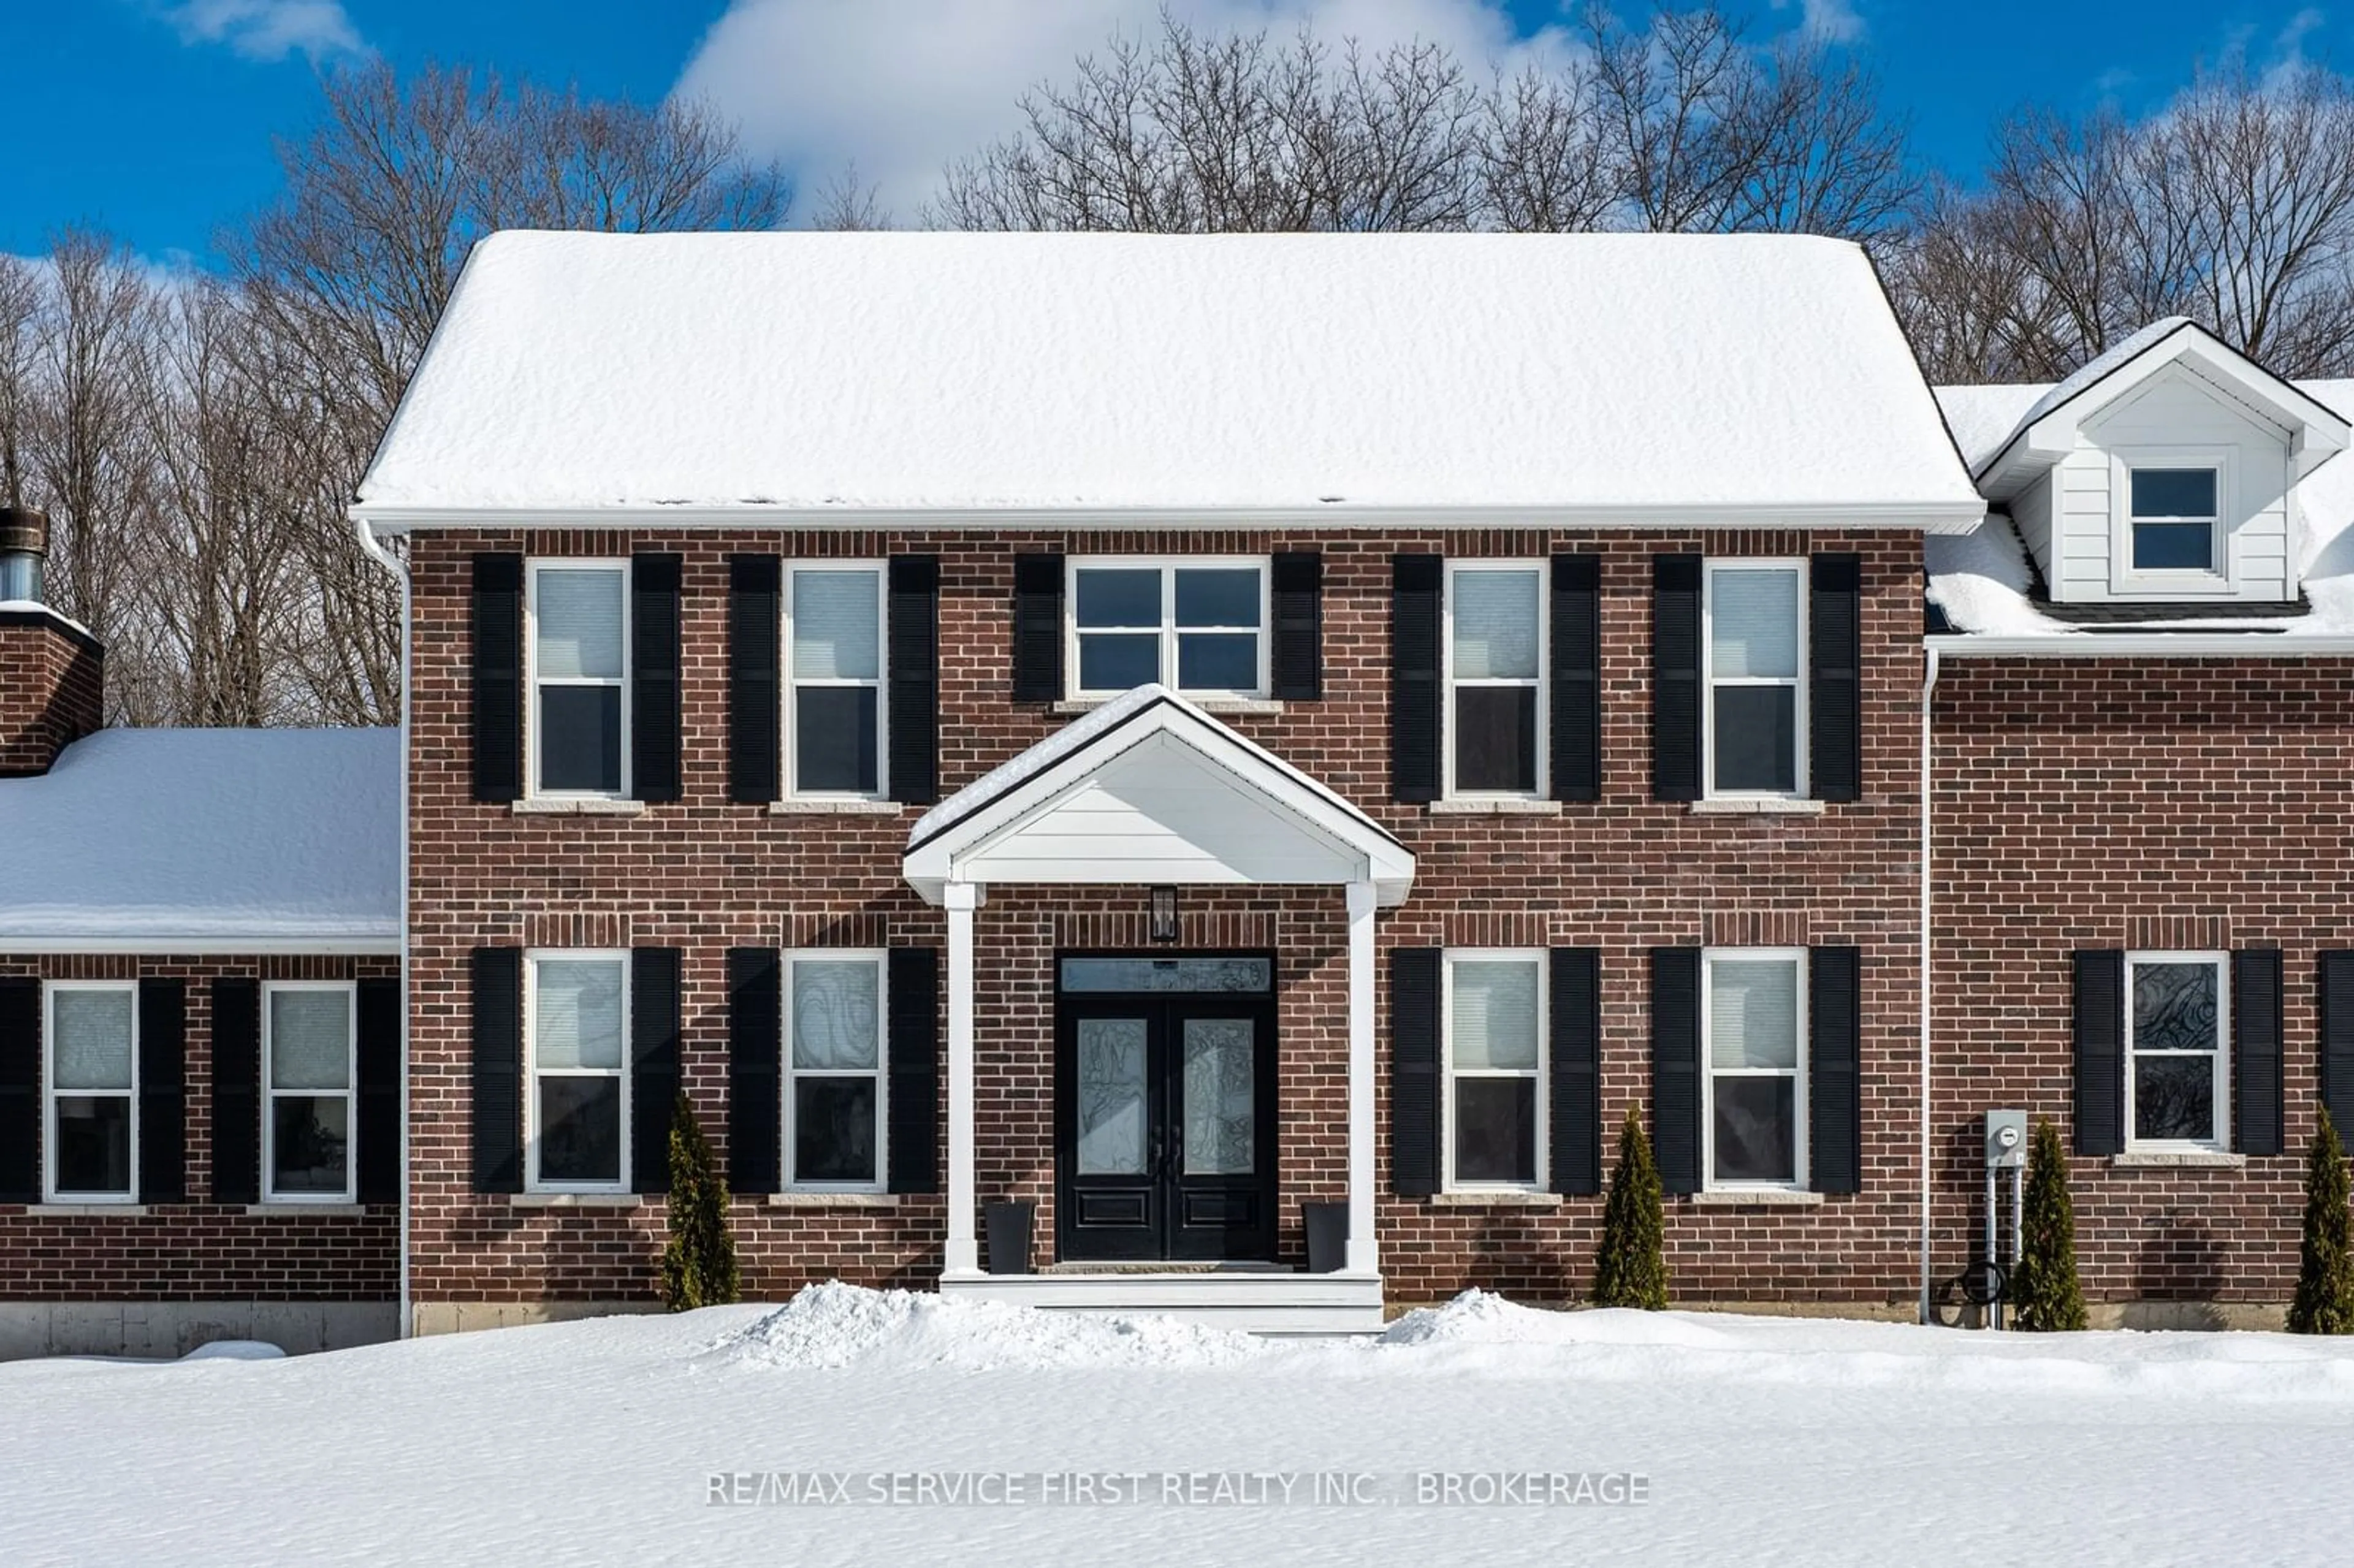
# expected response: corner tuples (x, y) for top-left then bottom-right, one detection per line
(1931, 657), (2354, 1304)
(0, 954), (398, 1301)
(405, 527), (1927, 1310)
(0, 611), (102, 776)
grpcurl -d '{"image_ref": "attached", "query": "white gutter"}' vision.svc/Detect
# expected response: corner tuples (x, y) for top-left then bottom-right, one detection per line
(352, 514), (414, 1344)
(1929, 633), (2354, 658)
(0, 934), (399, 956)
(1918, 645), (1939, 1326)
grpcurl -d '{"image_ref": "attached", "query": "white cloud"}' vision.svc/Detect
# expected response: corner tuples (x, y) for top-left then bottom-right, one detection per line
(1770, 0), (1865, 45)
(670, 0), (1574, 224)
(158, 1), (366, 63)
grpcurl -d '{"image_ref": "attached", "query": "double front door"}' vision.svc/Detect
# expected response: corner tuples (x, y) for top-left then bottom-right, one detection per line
(1055, 965), (1277, 1262)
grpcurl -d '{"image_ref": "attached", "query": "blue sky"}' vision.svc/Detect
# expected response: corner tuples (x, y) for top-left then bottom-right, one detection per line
(0, 1), (2337, 262)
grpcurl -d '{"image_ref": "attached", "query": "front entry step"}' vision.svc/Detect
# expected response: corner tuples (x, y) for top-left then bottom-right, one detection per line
(937, 1269), (1385, 1336)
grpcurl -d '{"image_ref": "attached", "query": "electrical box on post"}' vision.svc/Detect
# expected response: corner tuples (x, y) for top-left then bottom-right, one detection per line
(1985, 1109), (2027, 1171)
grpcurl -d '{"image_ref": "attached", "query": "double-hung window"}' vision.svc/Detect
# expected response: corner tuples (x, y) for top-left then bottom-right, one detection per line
(785, 951), (886, 1191)
(525, 953), (629, 1192)
(264, 982), (355, 1202)
(528, 561), (628, 798)
(2125, 952), (2227, 1150)
(1070, 559), (1267, 699)
(2126, 464), (2222, 576)
(787, 564), (885, 797)
(1442, 951), (1545, 1189)
(1703, 950), (1807, 1189)
(45, 981), (137, 1202)
(1446, 562), (1544, 797)
(1704, 561), (1805, 798)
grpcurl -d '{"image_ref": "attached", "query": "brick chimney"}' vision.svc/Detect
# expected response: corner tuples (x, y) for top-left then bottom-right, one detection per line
(0, 508), (104, 777)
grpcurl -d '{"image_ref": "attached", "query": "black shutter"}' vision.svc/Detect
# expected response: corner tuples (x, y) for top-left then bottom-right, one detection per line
(888, 557), (942, 805)
(2324, 953), (2354, 1141)
(1390, 555), (1443, 804)
(1650, 947), (1702, 1195)
(1809, 553), (1862, 803)
(1011, 552), (1065, 702)
(631, 949), (682, 1194)
(2073, 950), (2125, 1157)
(137, 978), (185, 1203)
(1549, 948), (1601, 1196)
(1271, 551), (1324, 701)
(631, 552), (682, 802)
(1808, 946), (1862, 1193)
(471, 948), (523, 1193)
(210, 978), (260, 1205)
(0, 979), (40, 1202)
(471, 553), (524, 803)
(1551, 554), (1601, 802)
(728, 947), (782, 1194)
(356, 976), (401, 1205)
(2233, 949), (2283, 1157)
(728, 555), (781, 804)
(1390, 947), (1441, 1196)
(887, 947), (941, 1194)
(1651, 555), (1702, 802)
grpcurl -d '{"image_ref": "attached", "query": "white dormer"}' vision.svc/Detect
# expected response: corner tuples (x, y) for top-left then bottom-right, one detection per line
(1971, 320), (2351, 606)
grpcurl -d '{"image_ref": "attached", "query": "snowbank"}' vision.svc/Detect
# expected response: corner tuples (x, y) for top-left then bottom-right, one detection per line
(719, 1281), (1265, 1371)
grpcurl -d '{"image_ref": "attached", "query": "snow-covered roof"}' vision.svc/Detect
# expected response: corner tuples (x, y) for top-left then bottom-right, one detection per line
(356, 230), (1984, 528)
(0, 728), (399, 951)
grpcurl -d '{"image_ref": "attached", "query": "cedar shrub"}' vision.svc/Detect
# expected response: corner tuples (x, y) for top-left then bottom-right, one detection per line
(2010, 1117), (2087, 1332)
(2288, 1108), (2354, 1334)
(661, 1092), (741, 1312)
(1592, 1105), (1668, 1311)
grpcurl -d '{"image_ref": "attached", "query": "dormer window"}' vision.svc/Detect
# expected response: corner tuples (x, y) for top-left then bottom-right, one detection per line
(2128, 466), (2220, 574)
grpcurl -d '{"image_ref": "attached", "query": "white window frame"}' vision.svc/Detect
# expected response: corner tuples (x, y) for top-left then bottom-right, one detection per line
(783, 561), (889, 802)
(43, 980), (139, 1204)
(525, 558), (632, 802)
(2111, 449), (2234, 597)
(1702, 558), (1808, 802)
(1701, 947), (1809, 1193)
(523, 950), (631, 1195)
(1065, 556), (1271, 701)
(261, 980), (358, 1205)
(782, 949), (890, 1194)
(1439, 948), (1548, 1193)
(2124, 950), (2230, 1153)
(1442, 559), (1549, 801)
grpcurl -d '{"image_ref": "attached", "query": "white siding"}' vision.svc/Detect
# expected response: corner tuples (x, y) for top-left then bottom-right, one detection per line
(2008, 471), (2055, 587)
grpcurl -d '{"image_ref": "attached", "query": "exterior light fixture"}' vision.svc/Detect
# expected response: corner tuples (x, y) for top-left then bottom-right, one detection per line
(1149, 886), (1180, 943)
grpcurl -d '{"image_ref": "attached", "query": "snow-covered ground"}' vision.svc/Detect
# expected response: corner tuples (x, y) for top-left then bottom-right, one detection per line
(5, 1285), (2352, 1566)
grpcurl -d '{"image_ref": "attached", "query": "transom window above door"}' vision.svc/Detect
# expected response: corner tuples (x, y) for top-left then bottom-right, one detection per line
(1068, 560), (1267, 699)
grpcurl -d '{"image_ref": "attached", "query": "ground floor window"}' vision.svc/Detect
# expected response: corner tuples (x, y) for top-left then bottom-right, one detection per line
(786, 951), (886, 1191)
(1442, 950), (1544, 1189)
(526, 952), (628, 1192)
(265, 981), (355, 1201)
(45, 981), (137, 1201)
(1704, 949), (1807, 1189)
(2127, 951), (2227, 1149)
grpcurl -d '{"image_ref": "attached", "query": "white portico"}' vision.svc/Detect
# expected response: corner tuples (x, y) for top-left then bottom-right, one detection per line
(902, 686), (1415, 1331)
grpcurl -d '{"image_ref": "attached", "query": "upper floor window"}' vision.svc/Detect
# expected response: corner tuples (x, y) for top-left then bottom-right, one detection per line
(1704, 950), (1807, 1190)
(45, 981), (136, 1202)
(2128, 466), (2220, 574)
(1704, 561), (1805, 798)
(786, 951), (886, 1191)
(1442, 950), (1545, 1190)
(787, 564), (885, 798)
(1446, 563), (1545, 797)
(265, 982), (355, 1203)
(2127, 952), (2226, 1150)
(526, 952), (629, 1192)
(528, 561), (628, 798)
(1069, 559), (1267, 699)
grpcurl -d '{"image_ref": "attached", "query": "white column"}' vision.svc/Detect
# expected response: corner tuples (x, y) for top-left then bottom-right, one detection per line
(944, 880), (980, 1276)
(1346, 880), (1379, 1275)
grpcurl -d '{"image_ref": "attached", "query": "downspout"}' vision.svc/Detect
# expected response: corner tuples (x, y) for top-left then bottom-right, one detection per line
(354, 514), (413, 1341)
(1918, 644), (1940, 1325)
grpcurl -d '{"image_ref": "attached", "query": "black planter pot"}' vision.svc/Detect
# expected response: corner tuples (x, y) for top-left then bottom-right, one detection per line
(1303, 1200), (1349, 1274)
(984, 1200), (1037, 1275)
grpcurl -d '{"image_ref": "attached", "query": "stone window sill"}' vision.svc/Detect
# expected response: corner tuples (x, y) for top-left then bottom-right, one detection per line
(2110, 1149), (2247, 1169)
(769, 799), (904, 816)
(1690, 1189), (1826, 1206)
(509, 1193), (646, 1208)
(1689, 797), (1827, 816)
(243, 1203), (368, 1217)
(1051, 698), (1285, 717)
(23, 1203), (149, 1216)
(511, 797), (646, 816)
(1431, 1191), (1564, 1207)
(767, 1192), (902, 1208)
(1427, 798), (1564, 816)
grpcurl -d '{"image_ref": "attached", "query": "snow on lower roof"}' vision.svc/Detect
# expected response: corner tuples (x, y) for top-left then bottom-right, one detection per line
(0, 727), (398, 950)
(357, 230), (1984, 523)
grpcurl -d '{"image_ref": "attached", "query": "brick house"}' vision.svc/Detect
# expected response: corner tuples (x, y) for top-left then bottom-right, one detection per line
(3, 232), (2350, 1352)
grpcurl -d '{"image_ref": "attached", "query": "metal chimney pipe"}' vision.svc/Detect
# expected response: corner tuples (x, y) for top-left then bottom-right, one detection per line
(0, 506), (48, 604)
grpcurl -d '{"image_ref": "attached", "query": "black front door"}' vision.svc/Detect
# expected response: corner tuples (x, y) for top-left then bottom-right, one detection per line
(1055, 989), (1277, 1263)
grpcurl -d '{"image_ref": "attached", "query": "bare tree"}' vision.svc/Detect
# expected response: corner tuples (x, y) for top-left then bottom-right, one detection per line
(0, 254), (39, 509)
